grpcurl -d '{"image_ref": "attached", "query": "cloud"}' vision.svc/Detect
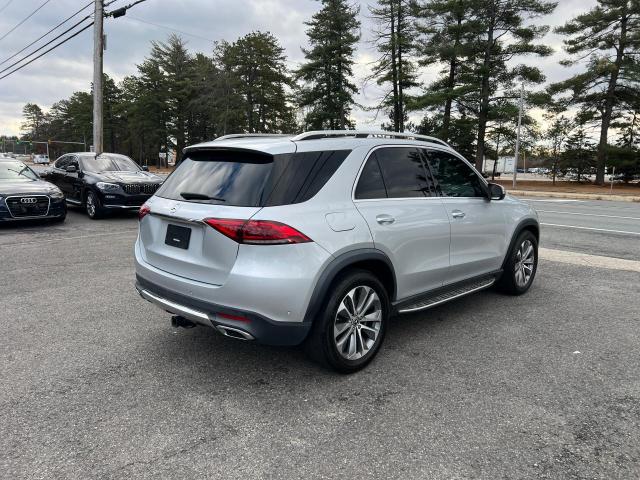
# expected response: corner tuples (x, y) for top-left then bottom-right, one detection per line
(0, 0), (597, 136)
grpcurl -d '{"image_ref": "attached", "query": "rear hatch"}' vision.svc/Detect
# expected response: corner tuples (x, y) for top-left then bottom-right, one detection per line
(139, 148), (287, 285)
(138, 144), (351, 285)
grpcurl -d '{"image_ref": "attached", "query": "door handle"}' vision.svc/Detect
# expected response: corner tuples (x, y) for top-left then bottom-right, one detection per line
(451, 210), (466, 219)
(376, 214), (395, 225)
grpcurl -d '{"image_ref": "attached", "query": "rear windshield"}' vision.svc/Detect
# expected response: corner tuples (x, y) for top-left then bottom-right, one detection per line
(155, 149), (351, 207)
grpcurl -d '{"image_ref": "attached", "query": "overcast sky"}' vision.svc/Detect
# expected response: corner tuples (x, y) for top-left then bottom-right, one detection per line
(0, 0), (597, 137)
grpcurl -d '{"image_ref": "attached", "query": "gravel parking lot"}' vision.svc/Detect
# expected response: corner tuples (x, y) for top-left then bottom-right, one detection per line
(1, 203), (639, 479)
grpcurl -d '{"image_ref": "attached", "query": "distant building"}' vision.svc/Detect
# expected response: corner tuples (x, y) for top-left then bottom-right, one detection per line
(483, 156), (515, 174)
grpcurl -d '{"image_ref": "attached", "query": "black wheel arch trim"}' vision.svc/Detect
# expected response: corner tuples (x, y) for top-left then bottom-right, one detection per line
(303, 248), (397, 324)
(501, 218), (540, 269)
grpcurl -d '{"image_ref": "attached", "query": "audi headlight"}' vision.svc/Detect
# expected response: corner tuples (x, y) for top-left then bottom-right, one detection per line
(48, 188), (64, 199)
(96, 182), (121, 192)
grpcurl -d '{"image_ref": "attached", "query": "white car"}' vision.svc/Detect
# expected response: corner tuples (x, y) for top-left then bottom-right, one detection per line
(135, 130), (540, 372)
(33, 154), (50, 165)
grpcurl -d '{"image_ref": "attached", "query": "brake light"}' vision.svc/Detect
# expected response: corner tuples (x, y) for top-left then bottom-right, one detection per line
(204, 218), (312, 245)
(139, 204), (151, 221)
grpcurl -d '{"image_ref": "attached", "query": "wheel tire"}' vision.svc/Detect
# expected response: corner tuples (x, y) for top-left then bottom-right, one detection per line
(85, 190), (103, 219)
(496, 230), (538, 295)
(305, 269), (389, 373)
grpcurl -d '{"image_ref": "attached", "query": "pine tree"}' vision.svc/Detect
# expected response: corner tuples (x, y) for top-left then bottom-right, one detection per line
(124, 58), (169, 166)
(469, 0), (556, 170)
(560, 121), (597, 182)
(369, 0), (418, 132)
(149, 35), (194, 163)
(220, 32), (296, 133)
(20, 103), (45, 139)
(412, 0), (477, 142)
(102, 74), (123, 153)
(550, 0), (640, 184)
(188, 52), (222, 143)
(485, 99), (519, 179)
(297, 0), (360, 130)
(610, 98), (640, 181)
(543, 112), (573, 185)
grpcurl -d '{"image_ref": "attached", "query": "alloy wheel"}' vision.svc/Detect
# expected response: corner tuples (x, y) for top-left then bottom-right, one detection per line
(333, 285), (382, 360)
(86, 194), (96, 217)
(514, 239), (535, 288)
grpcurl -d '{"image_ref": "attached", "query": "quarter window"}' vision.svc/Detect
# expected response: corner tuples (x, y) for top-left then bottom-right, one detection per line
(354, 153), (387, 199)
(426, 149), (486, 198)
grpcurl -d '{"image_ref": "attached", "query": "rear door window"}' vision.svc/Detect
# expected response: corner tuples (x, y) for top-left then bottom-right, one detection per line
(264, 150), (350, 205)
(374, 147), (434, 198)
(155, 149), (350, 207)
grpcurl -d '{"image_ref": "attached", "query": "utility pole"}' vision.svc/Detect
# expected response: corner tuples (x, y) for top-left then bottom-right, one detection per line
(92, 0), (104, 156)
(512, 83), (524, 189)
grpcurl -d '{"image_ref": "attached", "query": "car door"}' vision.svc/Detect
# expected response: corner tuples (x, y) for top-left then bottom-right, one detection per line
(423, 148), (508, 284)
(59, 155), (80, 199)
(353, 146), (451, 300)
(50, 155), (71, 193)
(66, 156), (83, 203)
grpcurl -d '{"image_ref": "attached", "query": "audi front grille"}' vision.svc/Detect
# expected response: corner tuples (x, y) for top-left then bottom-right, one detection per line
(5, 195), (50, 218)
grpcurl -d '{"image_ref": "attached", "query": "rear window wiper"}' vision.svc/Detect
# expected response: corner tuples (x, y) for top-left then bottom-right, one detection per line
(180, 192), (226, 202)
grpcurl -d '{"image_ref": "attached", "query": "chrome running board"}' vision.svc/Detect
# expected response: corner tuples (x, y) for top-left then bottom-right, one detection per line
(398, 277), (496, 314)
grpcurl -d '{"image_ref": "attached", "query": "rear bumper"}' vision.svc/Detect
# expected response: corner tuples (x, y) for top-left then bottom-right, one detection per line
(135, 274), (311, 346)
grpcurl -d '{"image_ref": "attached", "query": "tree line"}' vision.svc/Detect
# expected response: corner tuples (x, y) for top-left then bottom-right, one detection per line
(13, 0), (640, 183)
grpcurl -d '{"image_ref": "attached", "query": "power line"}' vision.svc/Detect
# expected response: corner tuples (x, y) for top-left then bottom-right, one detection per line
(0, 15), (93, 75)
(0, 0), (55, 43)
(0, 1), (93, 67)
(0, 21), (93, 80)
(0, 0), (15, 15)
(123, 15), (216, 42)
(105, 0), (149, 17)
(0, 0), (148, 81)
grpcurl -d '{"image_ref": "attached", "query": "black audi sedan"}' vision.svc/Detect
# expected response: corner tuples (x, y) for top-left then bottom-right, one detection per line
(0, 159), (66, 223)
(44, 152), (164, 219)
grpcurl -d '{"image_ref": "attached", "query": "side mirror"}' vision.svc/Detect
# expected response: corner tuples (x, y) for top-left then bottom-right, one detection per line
(66, 164), (78, 173)
(142, 165), (149, 172)
(488, 183), (505, 201)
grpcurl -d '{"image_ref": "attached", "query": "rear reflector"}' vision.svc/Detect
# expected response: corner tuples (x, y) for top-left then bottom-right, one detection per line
(217, 312), (250, 323)
(139, 203), (151, 221)
(204, 218), (312, 245)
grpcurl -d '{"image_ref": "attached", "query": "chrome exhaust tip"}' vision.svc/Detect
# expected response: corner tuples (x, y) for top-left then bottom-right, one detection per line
(215, 325), (254, 341)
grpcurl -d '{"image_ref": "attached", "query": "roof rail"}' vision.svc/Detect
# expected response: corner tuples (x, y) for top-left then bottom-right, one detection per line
(214, 133), (291, 142)
(290, 130), (450, 147)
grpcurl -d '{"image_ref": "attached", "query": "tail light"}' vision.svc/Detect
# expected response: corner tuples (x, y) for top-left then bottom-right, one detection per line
(204, 218), (312, 245)
(139, 203), (151, 221)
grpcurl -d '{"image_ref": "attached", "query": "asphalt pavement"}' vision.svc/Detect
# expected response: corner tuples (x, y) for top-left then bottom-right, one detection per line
(521, 197), (640, 261)
(1, 199), (639, 479)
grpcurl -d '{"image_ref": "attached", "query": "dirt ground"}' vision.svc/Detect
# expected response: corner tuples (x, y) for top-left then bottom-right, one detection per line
(495, 179), (640, 196)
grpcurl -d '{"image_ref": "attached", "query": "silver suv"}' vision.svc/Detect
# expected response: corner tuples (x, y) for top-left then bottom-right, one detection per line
(135, 131), (539, 372)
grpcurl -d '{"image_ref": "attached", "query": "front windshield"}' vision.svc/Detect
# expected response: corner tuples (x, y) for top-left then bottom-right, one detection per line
(0, 161), (39, 181)
(82, 154), (141, 173)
